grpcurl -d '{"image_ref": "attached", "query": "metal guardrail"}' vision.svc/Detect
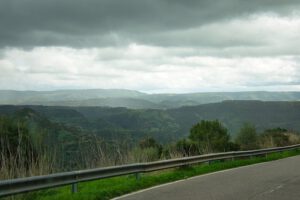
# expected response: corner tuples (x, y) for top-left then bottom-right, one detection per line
(1, 144), (300, 197)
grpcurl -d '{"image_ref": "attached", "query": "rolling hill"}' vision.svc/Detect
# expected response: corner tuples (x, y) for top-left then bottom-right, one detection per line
(1, 89), (300, 109)
(1, 101), (300, 142)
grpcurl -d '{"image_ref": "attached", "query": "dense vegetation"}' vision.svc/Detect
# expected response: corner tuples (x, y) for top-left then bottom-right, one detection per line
(1, 100), (300, 142)
(1, 101), (300, 181)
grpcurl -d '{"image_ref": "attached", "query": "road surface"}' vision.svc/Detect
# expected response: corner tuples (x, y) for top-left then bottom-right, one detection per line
(114, 155), (300, 200)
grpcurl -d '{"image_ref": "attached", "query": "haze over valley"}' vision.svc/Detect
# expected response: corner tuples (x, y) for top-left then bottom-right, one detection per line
(1, 89), (300, 109)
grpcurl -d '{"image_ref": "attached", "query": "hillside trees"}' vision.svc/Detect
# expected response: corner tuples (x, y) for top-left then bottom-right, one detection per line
(175, 139), (198, 156)
(235, 123), (258, 150)
(133, 137), (163, 162)
(259, 128), (291, 147)
(189, 120), (231, 153)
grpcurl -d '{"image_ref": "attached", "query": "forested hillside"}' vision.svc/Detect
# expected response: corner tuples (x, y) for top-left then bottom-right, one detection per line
(1, 101), (300, 142)
(1, 100), (300, 177)
(167, 101), (300, 136)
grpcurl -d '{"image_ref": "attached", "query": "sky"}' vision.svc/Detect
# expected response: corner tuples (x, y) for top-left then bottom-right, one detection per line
(1, 0), (300, 93)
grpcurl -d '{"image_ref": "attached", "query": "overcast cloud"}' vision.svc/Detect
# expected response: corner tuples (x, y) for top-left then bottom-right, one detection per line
(1, 0), (300, 93)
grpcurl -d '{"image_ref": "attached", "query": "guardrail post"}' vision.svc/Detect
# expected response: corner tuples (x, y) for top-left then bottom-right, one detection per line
(71, 183), (78, 194)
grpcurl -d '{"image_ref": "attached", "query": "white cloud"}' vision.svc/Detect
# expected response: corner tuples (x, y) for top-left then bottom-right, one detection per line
(1, 45), (299, 93)
(1, 14), (300, 93)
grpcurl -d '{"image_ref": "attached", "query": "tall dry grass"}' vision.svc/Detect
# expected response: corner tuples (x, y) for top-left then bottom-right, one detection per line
(0, 134), (57, 180)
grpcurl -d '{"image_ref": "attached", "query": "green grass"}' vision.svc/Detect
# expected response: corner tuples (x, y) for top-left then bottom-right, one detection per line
(16, 149), (300, 200)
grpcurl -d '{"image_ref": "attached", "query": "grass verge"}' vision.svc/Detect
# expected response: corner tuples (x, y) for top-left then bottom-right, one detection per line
(10, 149), (300, 200)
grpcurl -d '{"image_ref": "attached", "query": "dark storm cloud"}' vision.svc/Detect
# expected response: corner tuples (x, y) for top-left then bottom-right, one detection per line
(1, 0), (300, 48)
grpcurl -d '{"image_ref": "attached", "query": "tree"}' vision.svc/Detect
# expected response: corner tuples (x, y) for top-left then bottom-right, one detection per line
(175, 139), (198, 156)
(139, 137), (161, 150)
(135, 137), (162, 162)
(235, 123), (258, 150)
(259, 128), (289, 147)
(189, 120), (230, 154)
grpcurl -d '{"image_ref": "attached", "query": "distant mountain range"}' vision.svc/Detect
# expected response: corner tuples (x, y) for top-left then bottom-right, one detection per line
(0, 89), (300, 109)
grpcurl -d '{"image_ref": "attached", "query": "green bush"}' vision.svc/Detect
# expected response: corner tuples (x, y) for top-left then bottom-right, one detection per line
(235, 123), (258, 150)
(189, 120), (231, 153)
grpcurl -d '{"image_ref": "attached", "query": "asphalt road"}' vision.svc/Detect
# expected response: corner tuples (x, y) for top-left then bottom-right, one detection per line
(114, 155), (300, 200)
